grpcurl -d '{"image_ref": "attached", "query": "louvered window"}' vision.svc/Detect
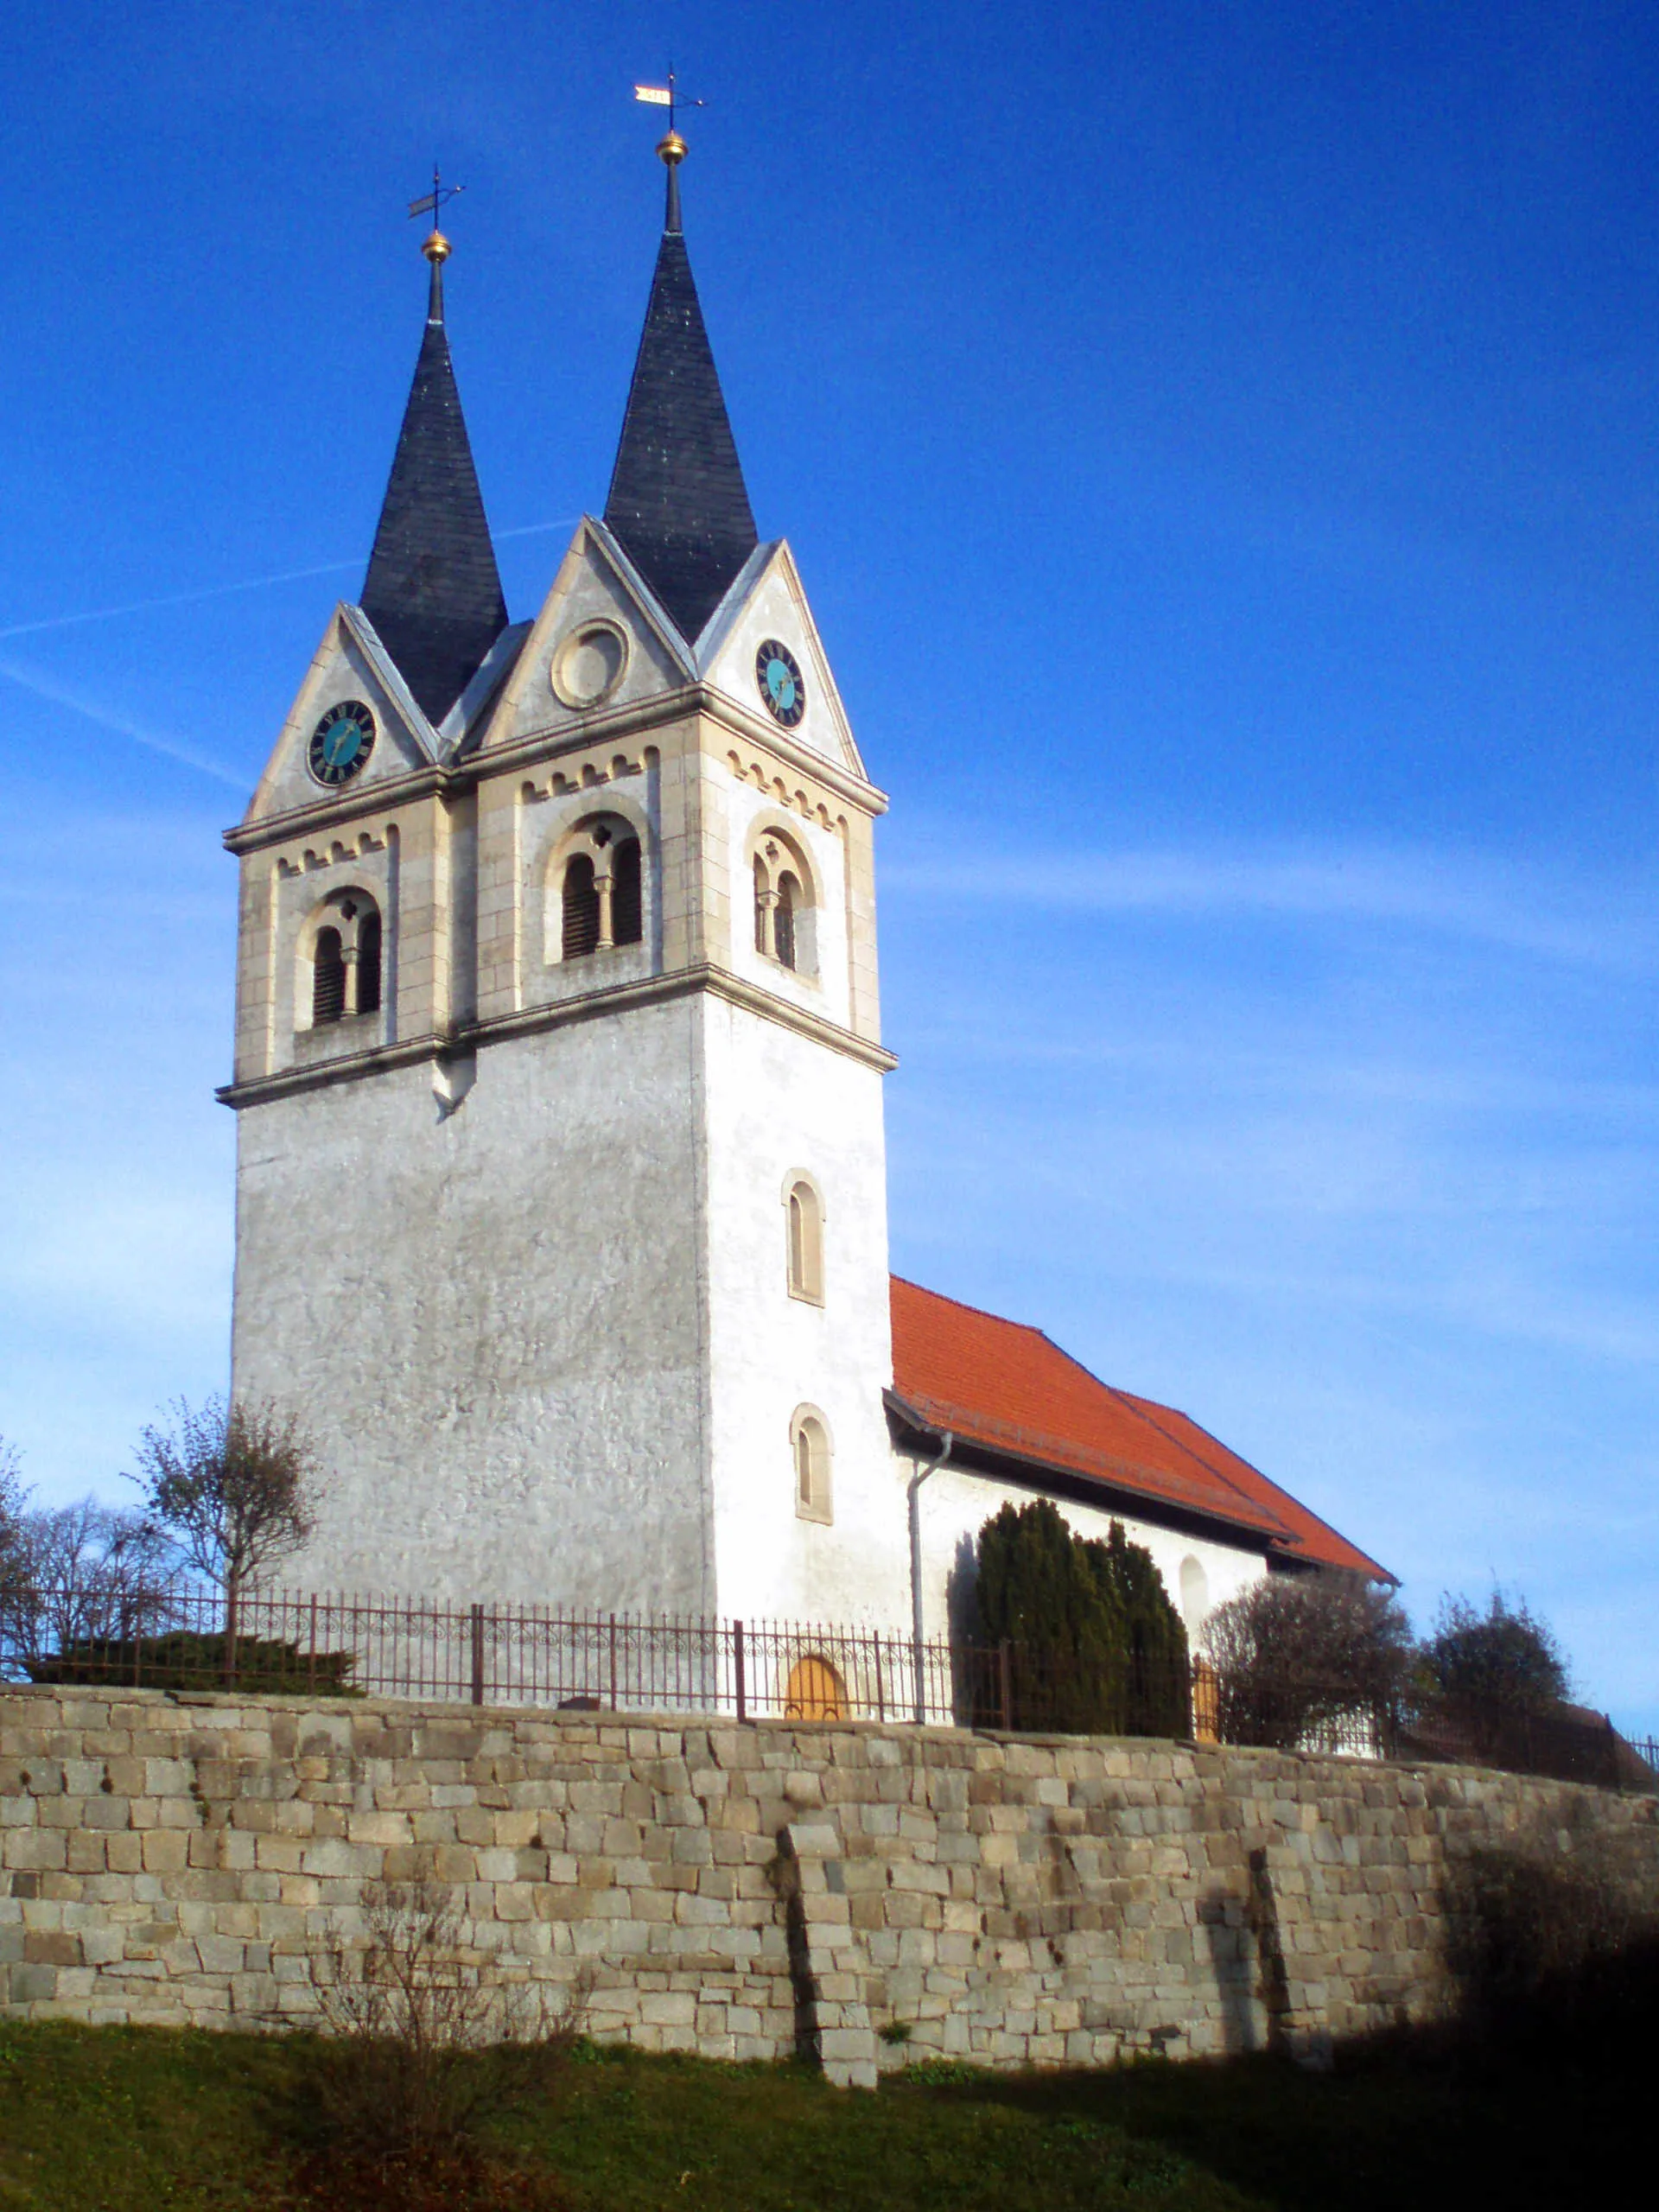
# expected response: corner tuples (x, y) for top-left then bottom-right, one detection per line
(312, 927), (346, 1026)
(562, 854), (601, 959)
(774, 873), (799, 971)
(612, 837), (643, 947)
(357, 909), (383, 1015)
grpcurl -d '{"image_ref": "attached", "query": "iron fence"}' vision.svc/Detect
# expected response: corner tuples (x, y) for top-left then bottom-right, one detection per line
(0, 1581), (962, 1726)
(0, 1580), (1649, 1793)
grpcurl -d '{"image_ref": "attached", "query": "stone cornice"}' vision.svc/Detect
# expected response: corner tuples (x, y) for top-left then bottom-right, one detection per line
(218, 962), (897, 1109)
(224, 684), (887, 856)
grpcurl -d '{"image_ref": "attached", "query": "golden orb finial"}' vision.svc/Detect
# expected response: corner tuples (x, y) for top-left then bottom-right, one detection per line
(422, 230), (452, 264)
(657, 130), (687, 167)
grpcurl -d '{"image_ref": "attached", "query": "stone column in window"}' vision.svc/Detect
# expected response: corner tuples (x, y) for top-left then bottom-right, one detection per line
(754, 853), (777, 958)
(594, 831), (615, 950)
(339, 899), (361, 1014)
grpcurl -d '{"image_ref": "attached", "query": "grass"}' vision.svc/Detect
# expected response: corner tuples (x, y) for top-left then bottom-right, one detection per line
(0, 2018), (1646, 2212)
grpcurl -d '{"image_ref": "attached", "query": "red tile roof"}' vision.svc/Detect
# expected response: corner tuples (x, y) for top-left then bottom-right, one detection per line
(889, 1277), (1391, 1581)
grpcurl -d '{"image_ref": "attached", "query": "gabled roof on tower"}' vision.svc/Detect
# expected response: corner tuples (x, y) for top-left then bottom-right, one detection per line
(603, 143), (759, 645)
(360, 237), (508, 725)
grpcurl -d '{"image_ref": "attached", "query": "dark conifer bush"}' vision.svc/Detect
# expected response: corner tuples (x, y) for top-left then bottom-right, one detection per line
(971, 1500), (1189, 1736)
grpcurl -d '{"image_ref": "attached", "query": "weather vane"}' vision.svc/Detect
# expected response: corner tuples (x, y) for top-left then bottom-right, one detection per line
(408, 163), (465, 240)
(633, 67), (704, 140)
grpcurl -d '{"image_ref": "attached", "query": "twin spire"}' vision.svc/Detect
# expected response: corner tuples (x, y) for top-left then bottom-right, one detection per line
(601, 136), (759, 642)
(360, 139), (757, 722)
(359, 228), (508, 725)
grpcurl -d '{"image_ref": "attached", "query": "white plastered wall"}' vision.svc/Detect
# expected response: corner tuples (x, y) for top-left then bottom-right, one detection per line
(897, 1453), (1274, 1652)
(231, 1002), (713, 1611)
(698, 997), (906, 1627)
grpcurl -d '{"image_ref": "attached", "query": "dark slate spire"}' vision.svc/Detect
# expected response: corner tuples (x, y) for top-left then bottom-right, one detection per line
(603, 136), (759, 644)
(360, 232), (508, 724)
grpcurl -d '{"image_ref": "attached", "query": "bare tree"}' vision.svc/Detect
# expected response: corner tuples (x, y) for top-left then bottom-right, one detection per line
(0, 1439), (27, 1586)
(130, 1396), (320, 1642)
(1424, 1591), (1570, 1712)
(0, 1497), (176, 1677)
(1201, 1569), (1414, 1750)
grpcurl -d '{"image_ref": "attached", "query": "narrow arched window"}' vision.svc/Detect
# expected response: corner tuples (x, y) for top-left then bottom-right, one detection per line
(786, 1179), (823, 1302)
(753, 854), (771, 955)
(356, 907), (383, 1015)
(792, 1410), (832, 1524)
(774, 871), (799, 971)
(562, 853), (600, 960)
(612, 836), (643, 948)
(1179, 1556), (1209, 1636)
(313, 926), (346, 1025)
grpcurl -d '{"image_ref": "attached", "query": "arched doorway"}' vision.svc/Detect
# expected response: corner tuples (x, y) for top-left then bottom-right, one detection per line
(784, 1654), (847, 1722)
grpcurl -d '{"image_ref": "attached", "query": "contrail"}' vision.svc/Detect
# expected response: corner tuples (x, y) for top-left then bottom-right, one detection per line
(0, 559), (358, 642)
(0, 520), (576, 642)
(0, 655), (247, 789)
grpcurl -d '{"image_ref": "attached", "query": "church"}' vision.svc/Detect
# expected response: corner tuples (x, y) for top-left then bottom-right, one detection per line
(219, 129), (1387, 1663)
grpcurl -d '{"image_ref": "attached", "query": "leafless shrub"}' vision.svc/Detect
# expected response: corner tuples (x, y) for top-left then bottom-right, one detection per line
(0, 1497), (178, 1679)
(1201, 1569), (1413, 1750)
(0, 1440), (26, 1567)
(309, 1876), (585, 2173)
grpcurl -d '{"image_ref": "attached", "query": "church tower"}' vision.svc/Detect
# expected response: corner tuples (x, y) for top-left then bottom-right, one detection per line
(222, 146), (906, 1625)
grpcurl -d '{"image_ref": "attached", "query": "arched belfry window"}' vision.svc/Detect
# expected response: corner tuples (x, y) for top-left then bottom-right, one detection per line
(791, 1408), (833, 1525)
(558, 819), (645, 963)
(785, 1178), (824, 1303)
(305, 891), (384, 1030)
(312, 927), (346, 1026)
(752, 832), (816, 976)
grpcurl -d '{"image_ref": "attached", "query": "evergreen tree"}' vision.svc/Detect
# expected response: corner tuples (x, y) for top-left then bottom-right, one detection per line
(1087, 1520), (1191, 1738)
(971, 1500), (1189, 1737)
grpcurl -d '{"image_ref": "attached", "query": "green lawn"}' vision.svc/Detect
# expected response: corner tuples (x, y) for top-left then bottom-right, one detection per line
(0, 2020), (1640, 2212)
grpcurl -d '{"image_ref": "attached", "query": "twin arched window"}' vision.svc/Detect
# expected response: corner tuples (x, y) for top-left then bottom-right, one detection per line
(309, 895), (382, 1027)
(753, 838), (811, 974)
(561, 827), (643, 961)
(786, 1178), (824, 1303)
(792, 1408), (833, 1524)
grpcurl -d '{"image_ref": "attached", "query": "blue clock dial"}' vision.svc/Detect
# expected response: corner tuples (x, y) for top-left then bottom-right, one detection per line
(755, 639), (806, 728)
(308, 701), (377, 786)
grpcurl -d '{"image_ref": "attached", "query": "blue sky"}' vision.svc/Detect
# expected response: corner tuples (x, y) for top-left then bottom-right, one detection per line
(1, 2), (1656, 1727)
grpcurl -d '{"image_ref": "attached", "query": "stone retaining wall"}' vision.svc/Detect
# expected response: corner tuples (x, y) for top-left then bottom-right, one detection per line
(3, 1687), (1655, 2085)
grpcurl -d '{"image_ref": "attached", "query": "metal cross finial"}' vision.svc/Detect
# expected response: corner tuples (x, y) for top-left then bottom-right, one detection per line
(632, 65), (705, 137)
(408, 162), (465, 235)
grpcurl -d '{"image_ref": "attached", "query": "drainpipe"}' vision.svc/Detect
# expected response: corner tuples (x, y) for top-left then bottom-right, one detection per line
(907, 1431), (952, 1725)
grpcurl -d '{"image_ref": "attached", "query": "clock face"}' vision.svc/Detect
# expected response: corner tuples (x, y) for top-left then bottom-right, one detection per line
(308, 701), (377, 787)
(755, 639), (806, 728)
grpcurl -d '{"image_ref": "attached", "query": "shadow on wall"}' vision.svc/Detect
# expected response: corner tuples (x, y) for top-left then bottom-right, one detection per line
(1439, 1810), (1659, 2054)
(1196, 1866), (1273, 2059)
(944, 1533), (977, 1645)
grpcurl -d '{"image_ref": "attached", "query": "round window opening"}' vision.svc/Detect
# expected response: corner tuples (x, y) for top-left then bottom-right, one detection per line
(551, 623), (628, 710)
